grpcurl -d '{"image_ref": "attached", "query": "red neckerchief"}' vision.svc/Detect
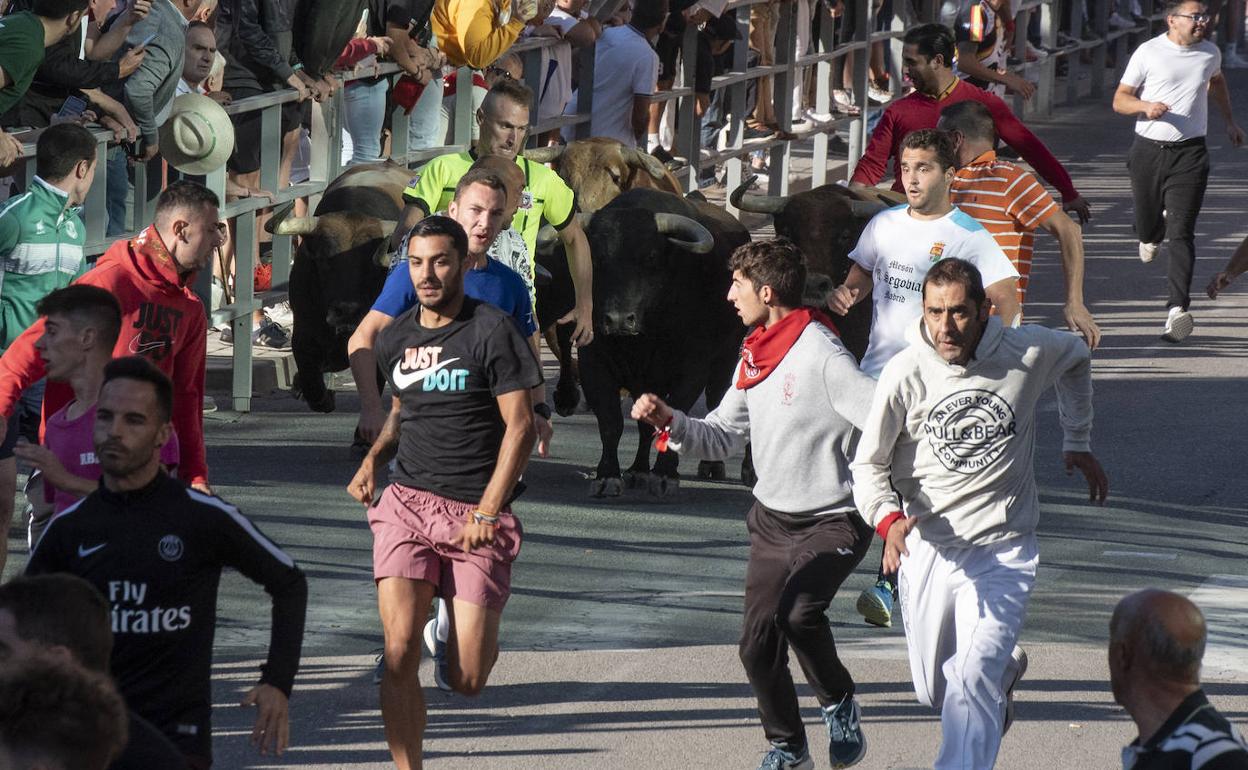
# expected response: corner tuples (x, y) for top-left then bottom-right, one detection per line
(736, 306), (839, 390)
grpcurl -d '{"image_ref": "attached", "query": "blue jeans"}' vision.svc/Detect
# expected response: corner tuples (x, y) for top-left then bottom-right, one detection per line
(343, 78), (388, 166)
(407, 74), (443, 152)
(106, 147), (129, 237)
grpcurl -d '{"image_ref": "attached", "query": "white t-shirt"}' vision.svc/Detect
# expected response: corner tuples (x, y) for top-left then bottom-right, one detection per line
(1120, 34), (1221, 142)
(562, 24), (658, 146)
(849, 204), (1020, 378)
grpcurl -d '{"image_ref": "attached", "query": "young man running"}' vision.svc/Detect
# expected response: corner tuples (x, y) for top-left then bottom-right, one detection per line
(347, 215), (541, 770)
(851, 258), (1108, 769)
(1112, 0), (1244, 342)
(828, 128), (1020, 627)
(633, 239), (876, 770)
(26, 357), (307, 768)
(938, 100), (1101, 349)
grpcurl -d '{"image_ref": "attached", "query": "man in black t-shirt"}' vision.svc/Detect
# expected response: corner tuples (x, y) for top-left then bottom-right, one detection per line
(26, 357), (307, 770)
(348, 215), (541, 770)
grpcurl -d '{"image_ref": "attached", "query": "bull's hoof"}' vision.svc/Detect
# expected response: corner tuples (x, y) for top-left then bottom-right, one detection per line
(646, 474), (680, 498)
(740, 458), (758, 487)
(553, 385), (581, 417)
(623, 469), (648, 489)
(697, 460), (726, 481)
(590, 477), (623, 498)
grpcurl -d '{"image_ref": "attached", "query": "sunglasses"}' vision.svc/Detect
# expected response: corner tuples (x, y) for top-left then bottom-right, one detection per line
(1170, 12), (1210, 22)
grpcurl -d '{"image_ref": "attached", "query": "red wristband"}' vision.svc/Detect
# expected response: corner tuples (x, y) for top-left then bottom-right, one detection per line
(653, 415), (674, 453)
(875, 510), (905, 540)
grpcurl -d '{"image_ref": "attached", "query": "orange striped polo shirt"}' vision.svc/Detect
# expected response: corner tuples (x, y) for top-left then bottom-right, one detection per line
(950, 150), (1058, 305)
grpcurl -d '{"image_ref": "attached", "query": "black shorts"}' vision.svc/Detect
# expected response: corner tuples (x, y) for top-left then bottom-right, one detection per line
(226, 87), (312, 175)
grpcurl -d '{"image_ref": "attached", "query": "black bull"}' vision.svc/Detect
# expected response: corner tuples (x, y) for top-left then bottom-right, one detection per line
(730, 180), (897, 361)
(536, 188), (751, 497)
(269, 163), (409, 412)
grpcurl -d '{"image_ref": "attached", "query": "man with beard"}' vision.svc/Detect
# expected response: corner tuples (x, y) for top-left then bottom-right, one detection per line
(25, 356), (308, 769)
(347, 215), (541, 770)
(851, 257), (1107, 769)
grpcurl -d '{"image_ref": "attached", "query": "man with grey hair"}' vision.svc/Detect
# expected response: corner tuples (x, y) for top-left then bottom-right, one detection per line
(1110, 589), (1248, 769)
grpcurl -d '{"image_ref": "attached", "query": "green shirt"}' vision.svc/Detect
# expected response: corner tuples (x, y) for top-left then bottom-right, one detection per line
(0, 177), (89, 351)
(401, 151), (578, 256)
(0, 12), (47, 115)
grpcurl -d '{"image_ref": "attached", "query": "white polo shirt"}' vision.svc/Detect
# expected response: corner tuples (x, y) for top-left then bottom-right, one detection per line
(849, 204), (1019, 378)
(562, 23), (658, 146)
(1120, 34), (1221, 142)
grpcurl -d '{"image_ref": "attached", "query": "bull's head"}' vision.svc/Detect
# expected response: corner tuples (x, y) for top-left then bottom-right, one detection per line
(525, 139), (682, 212)
(729, 177), (888, 219)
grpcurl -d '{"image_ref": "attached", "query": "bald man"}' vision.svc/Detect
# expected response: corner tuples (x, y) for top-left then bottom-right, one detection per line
(1110, 589), (1248, 769)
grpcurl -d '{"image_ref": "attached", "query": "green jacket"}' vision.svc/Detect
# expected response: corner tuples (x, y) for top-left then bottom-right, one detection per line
(0, 177), (89, 352)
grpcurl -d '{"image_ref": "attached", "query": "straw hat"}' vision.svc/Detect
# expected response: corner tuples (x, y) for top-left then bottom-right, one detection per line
(158, 93), (234, 175)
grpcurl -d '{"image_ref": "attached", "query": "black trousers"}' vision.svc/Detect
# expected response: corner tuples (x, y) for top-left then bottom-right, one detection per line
(739, 501), (873, 750)
(1127, 136), (1210, 310)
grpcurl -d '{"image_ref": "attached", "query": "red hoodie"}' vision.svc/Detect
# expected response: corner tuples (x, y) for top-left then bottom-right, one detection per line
(0, 226), (208, 486)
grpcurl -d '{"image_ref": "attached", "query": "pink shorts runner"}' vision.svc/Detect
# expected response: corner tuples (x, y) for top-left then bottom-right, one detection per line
(369, 483), (522, 611)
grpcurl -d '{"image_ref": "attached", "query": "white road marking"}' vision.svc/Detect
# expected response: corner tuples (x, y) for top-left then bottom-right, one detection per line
(1101, 550), (1177, 560)
(1189, 575), (1248, 681)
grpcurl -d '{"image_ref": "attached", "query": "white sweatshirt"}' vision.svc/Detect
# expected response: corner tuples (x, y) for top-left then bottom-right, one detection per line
(851, 316), (1093, 547)
(668, 322), (876, 515)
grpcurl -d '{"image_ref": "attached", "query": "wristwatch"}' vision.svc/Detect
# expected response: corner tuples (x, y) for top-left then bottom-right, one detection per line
(533, 402), (552, 420)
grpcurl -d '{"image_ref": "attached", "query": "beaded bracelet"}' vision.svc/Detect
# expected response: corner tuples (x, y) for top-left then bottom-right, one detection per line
(472, 510), (500, 527)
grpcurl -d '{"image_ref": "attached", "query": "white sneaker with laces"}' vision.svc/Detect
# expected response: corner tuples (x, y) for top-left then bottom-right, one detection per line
(1138, 241), (1160, 263)
(1162, 306), (1194, 343)
(867, 84), (892, 103)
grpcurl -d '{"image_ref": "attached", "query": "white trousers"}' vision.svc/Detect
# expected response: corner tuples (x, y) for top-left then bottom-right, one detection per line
(897, 530), (1038, 770)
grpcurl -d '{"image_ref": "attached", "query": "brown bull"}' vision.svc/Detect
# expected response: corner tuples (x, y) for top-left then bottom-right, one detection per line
(524, 138), (683, 212)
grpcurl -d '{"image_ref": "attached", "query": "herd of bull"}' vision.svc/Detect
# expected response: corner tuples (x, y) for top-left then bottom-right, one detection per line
(268, 139), (902, 497)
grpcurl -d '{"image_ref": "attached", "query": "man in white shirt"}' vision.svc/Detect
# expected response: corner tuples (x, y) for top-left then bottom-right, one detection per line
(562, 0), (665, 146)
(851, 257), (1108, 770)
(175, 20), (221, 99)
(827, 127), (1020, 629)
(1113, 0), (1244, 343)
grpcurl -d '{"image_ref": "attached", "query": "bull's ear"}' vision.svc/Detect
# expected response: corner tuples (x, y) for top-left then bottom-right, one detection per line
(622, 148), (668, 180)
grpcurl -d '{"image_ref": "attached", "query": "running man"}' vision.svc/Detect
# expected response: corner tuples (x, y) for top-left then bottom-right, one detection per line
(1113, 0), (1244, 342)
(25, 356), (307, 768)
(633, 240), (875, 770)
(851, 257), (1108, 770)
(828, 128), (1020, 628)
(347, 215), (541, 770)
(937, 100), (1101, 348)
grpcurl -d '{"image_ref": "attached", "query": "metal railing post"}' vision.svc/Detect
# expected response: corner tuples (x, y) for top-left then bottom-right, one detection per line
(846, 0), (872, 178)
(769, 0), (796, 195)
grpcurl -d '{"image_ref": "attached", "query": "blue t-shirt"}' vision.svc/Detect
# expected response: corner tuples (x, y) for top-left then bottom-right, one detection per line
(373, 257), (537, 337)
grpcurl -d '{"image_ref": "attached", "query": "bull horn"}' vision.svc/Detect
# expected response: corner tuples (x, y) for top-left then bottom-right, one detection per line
(730, 178), (788, 214)
(373, 237), (394, 268)
(272, 216), (321, 236)
(623, 147), (668, 180)
(848, 200), (887, 218)
(263, 201), (297, 234)
(655, 213), (713, 254)
(523, 145), (566, 164)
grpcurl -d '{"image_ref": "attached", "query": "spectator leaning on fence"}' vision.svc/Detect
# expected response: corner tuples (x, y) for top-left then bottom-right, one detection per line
(0, 0), (90, 115)
(177, 19), (228, 101)
(0, 122), (95, 580)
(434, 0), (544, 69)
(849, 23), (1093, 225)
(122, 0), (201, 163)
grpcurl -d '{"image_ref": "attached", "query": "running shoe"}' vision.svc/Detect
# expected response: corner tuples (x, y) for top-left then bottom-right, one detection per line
(252, 319), (290, 349)
(856, 579), (894, 628)
(867, 84), (892, 103)
(757, 743), (814, 770)
(423, 617), (452, 692)
(372, 650), (385, 685)
(1003, 645), (1029, 735)
(823, 695), (867, 767)
(1162, 306), (1194, 343)
(1138, 241), (1160, 263)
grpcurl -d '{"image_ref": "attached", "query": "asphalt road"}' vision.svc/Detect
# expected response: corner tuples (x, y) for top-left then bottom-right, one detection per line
(4, 72), (1248, 770)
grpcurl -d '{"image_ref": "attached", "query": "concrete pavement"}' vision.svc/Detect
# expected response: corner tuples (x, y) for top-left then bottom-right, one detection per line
(5, 71), (1248, 770)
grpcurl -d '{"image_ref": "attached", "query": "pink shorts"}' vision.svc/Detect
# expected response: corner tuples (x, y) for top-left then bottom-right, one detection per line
(369, 483), (522, 611)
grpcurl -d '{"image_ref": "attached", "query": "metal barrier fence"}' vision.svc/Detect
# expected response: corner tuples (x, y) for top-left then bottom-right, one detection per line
(5, 0), (1172, 410)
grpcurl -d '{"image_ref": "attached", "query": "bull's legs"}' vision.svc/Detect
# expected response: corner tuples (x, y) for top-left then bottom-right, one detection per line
(624, 420), (655, 488)
(291, 324), (335, 413)
(549, 322), (582, 417)
(579, 351), (624, 498)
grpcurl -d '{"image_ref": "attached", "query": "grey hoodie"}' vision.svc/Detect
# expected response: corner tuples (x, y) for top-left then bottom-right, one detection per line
(668, 321), (876, 516)
(852, 316), (1094, 548)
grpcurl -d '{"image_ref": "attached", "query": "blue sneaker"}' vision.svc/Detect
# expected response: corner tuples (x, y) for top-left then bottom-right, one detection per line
(856, 579), (895, 628)
(757, 743), (813, 770)
(423, 617), (451, 692)
(823, 695), (867, 768)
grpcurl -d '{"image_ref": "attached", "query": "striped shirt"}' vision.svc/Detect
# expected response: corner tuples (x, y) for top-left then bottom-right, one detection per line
(1122, 690), (1248, 770)
(949, 150), (1058, 305)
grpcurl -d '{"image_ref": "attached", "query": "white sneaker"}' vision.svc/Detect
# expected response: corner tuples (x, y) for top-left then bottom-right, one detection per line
(264, 299), (294, 329)
(1162, 306), (1194, 343)
(867, 84), (892, 103)
(832, 89), (860, 115)
(789, 118), (818, 133)
(804, 108), (834, 122)
(1138, 241), (1160, 263)
(1003, 646), (1028, 736)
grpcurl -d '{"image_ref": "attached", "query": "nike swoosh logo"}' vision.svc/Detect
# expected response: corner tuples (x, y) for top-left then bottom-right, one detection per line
(392, 358), (460, 390)
(78, 543), (107, 558)
(128, 335), (168, 355)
